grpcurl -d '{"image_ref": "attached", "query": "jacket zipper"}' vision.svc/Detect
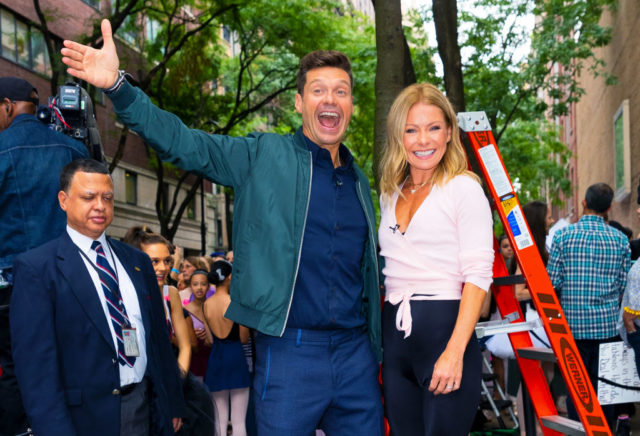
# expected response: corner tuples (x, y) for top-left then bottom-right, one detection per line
(356, 181), (380, 294)
(279, 150), (313, 336)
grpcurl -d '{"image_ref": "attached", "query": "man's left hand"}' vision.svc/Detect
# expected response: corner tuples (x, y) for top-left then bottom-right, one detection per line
(623, 310), (638, 333)
(172, 417), (182, 433)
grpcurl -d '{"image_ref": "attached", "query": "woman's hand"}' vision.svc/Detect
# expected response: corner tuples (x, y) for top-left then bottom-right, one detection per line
(429, 347), (463, 395)
(195, 328), (207, 341)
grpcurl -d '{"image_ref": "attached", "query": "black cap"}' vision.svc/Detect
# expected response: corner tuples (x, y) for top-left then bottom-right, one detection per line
(207, 260), (232, 285)
(0, 77), (39, 105)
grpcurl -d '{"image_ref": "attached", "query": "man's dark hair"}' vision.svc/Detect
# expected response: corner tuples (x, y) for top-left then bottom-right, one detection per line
(584, 183), (614, 213)
(59, 158), (109, 192)
(296, 50), (353, 95)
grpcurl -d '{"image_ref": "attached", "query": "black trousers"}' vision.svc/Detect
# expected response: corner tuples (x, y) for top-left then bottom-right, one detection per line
(382, 300), (482, 436)
(0, 285), (29, 436)
(566, 337), (618, 429)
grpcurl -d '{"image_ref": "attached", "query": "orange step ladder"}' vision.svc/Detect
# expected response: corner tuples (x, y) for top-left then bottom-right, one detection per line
(459, 111), (612, 436)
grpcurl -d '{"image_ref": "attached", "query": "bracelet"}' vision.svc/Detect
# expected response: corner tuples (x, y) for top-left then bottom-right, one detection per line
(171, 268), (179, 274)
(624, 306), (640, 316)
(103, 69), (129, 94)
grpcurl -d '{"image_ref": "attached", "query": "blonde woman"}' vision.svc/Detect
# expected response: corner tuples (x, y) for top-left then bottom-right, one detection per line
(378, 83), (494, 435)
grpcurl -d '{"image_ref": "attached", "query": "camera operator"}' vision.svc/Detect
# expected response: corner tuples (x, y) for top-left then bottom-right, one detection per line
(0, 77), (88, 435)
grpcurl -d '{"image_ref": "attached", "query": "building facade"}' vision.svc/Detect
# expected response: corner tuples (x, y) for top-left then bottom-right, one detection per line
(0, 0), (229, 254)
(554, 0), (640, 235)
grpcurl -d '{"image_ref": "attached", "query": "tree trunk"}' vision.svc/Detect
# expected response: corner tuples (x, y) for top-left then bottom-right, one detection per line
(432, 0), (465, 113)
(372, 0), (416, 188)
(432, 0), (482, 175)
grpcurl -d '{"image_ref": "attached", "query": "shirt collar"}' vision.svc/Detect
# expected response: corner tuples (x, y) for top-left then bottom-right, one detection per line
(66, 225), (108, 255)
(302, 133), (355, 170)
(579, 214), (605, 224)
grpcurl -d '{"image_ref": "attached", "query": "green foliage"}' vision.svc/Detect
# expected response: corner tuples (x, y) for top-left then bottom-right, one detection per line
(410, 0), (616, 207)
(499, 119), (571, 205)
(527, 0), (617, 116)
(110, 0), (380, 237)
(403, 8), (439, 86)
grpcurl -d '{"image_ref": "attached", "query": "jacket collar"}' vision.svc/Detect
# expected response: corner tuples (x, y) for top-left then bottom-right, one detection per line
(8, 113), (38, 128)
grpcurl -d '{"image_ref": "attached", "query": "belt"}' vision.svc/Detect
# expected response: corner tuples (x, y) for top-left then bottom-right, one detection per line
(119, 378), (147, 396)
(120, 383), (138, 396)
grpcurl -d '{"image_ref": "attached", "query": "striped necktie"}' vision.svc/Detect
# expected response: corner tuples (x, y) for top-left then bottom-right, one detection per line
(91, 241), (136, 368)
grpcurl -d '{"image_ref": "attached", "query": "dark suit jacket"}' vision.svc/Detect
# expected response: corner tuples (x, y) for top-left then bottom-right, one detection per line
(10, 232), (185, 436)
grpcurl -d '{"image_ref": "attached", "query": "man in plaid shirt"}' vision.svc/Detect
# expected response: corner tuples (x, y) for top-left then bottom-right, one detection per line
(547, 182), (630, 425)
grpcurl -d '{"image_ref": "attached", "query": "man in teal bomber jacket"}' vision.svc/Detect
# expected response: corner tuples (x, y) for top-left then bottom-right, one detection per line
(62, 20), (383, 435)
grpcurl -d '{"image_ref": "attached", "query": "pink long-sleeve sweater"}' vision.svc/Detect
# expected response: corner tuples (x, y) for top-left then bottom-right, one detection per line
(379, 174), (494, 337)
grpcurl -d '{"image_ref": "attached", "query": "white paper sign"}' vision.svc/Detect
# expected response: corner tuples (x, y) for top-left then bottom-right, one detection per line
(478, 145), (513, 198)
(598, 341), (640, 405)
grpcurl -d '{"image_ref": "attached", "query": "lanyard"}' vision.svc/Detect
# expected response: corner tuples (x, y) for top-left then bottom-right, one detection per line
(77, 240), (127, 308)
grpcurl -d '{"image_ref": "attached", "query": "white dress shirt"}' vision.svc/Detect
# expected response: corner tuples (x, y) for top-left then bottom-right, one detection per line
(67, 226), (147, 386)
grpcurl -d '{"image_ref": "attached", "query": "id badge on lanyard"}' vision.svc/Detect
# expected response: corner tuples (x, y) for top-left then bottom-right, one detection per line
(123, 327), (140, 357)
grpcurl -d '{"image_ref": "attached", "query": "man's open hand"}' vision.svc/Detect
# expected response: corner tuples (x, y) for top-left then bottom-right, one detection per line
(61, 19), (120, 89)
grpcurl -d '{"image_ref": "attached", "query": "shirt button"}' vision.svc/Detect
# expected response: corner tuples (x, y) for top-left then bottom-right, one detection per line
(112, 389), (120, 395)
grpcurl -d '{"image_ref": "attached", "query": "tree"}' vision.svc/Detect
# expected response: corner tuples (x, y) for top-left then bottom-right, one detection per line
(34, 0), (376, 245)
(372, 0), (416, 185)
(373, 0), (616, 205)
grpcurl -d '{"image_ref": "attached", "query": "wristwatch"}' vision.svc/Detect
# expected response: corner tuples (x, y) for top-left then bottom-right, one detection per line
(103, 69), (131, 94)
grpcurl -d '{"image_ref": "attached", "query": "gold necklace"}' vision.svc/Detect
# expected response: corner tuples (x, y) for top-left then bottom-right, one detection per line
(405, 178), (429, 194)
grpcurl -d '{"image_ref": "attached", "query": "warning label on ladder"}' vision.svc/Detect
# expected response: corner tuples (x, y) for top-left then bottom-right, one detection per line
(501, 197), (533, 250)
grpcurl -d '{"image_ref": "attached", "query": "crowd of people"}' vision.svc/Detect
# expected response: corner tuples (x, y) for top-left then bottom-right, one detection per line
(2, 15), (640, 436)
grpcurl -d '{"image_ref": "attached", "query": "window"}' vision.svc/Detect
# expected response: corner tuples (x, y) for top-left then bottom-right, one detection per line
(118, 15), (138, 46)
(0, 9), (51, 76)
(1, 10), (15, 60)
(187, 195), (196, 220)
(146, 18), (160, 43)
(216, 219), (223, 247)
(125, 171), (137, 205)
(16, 20), (29, 67)
(82, 0), (101, 10)
(222, 26), (231, 43)
(613, 100), (631, 200)
(31, 30), (49, 75)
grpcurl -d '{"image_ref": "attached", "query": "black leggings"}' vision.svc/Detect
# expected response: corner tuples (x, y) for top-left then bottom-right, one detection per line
(382, 300), (481, 436)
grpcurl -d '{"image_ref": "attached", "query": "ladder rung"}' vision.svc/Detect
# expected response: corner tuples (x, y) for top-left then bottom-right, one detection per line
(475, 317), (541, 338)
(493, 274), (526, 286)
(482, 373), (497, 382)
(540, 415), (585, 436)
(479, 399), (513, 411)
(517, 347), (557, 362)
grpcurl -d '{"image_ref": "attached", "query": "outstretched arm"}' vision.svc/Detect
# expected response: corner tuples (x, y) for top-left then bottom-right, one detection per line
(61, 19), (119, 89)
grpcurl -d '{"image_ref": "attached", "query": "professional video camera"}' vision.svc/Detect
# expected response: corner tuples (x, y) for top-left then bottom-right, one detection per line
(36, 81), (104, 162)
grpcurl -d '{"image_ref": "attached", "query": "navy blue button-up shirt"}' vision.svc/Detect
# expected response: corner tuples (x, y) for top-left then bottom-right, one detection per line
(286, 136), (368, 330)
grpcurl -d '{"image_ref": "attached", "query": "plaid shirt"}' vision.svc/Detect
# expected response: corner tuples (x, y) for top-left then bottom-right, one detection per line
(547, 214), (630, 339)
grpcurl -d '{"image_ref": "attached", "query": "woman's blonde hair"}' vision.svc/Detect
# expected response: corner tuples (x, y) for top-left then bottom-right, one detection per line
(379, 83), (478, 201)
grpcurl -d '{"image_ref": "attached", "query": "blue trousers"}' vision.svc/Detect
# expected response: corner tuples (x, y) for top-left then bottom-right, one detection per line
(627, 330), (640, 379)
(252, 327), (384, 436)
